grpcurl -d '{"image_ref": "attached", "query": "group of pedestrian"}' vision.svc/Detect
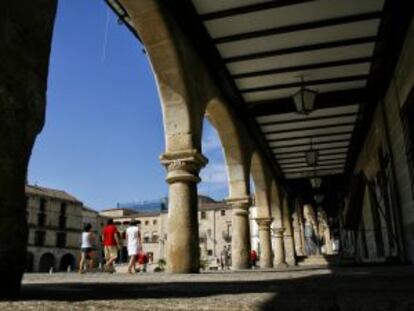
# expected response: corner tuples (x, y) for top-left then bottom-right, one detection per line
(79, 218), (147, 274)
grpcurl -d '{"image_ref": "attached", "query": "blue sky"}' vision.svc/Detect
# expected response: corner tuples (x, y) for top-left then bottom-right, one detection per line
(28, 0), (228, 209)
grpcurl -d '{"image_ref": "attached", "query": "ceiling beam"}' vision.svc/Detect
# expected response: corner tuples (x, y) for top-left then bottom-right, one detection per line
(240, 75), (368, 93)
(265, 122), (355, 136)
(251, 89), (365, 115)
(267, 132), (353, 144)
(261, 115), (357, 132)
(200, 0), (314, 21)
(275, 146), (349, 155)
(261, 112), (357, 127)
(345, 0), (414, 177)
(280, 159), (346, 169)
(214, 12), (382, 44)
(283, 164), (345, 173)
(270, 138), (351, 149)
(224, 36), (377, 63)
(285, 170), (343, 179)
(233, 57), (373, 79)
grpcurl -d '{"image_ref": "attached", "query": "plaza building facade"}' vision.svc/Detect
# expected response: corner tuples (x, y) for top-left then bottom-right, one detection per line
(26, 185), (83, 272)
(100, 196), (234, 267)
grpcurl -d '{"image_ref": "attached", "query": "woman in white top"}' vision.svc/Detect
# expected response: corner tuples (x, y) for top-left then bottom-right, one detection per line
(79, 223), (95, 273)
(125, 220), (141, 274)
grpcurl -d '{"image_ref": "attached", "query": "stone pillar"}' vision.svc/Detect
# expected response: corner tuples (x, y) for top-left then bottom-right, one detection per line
(160, 150), (207, 273)
(227, 196), (251, 270)
(297, 207), (307, 256)
(324, 226), (334, 255)
(283, 198), (296, 266)
(256, 218), (273, 268)
(273, 228), (288, 267)
(0, 1), (57, 297)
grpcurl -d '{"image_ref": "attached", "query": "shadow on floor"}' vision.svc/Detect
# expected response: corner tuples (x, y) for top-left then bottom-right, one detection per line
(10, 266), (414, 310)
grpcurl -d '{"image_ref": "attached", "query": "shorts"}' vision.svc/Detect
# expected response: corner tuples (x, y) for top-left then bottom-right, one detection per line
(81, 247), (94, 259)
(128, 244), (141, 257)
(104, 246), (118, 260)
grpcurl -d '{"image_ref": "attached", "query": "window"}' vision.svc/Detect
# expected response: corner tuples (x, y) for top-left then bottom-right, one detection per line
(143, 232), (150, 243)
(145, 220), (149, 225)
(221, 210), (226, 216)
(207, 250), (213, 256)
(58, 215), (66, 229)
(199, 236), (206, 243)
(60, 202), (67, 215)
(56, 232), (66, 248)
(201, 211), (206, 220)
(37, 213), (46, 227)
(39, 199), (46, 212)
(38, 198), (46, 227)
(34, 231), (45, 246)
(153, 219), (157, 225)
(152, 232), (159, 243)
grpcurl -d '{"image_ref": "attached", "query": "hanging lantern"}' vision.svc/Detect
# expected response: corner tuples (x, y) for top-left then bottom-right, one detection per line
(314, 194), (324, 204)
(310, 177), (322, 189)
(293, 85), (318, 114)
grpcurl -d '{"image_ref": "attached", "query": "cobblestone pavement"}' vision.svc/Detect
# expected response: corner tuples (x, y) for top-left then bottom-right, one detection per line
(1, 265), (414, 311)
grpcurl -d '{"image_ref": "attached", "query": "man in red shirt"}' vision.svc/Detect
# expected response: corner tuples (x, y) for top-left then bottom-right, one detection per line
(250, 249), (258, 268)
(102, 218), (120, 273)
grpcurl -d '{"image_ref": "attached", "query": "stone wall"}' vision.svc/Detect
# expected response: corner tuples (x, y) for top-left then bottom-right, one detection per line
(349, 16), (414, 263)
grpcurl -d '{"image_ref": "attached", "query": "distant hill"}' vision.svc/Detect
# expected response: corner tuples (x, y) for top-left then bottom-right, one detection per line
(117, 195), (217, 213)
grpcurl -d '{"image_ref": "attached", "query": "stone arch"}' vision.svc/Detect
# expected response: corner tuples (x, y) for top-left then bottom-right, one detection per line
(39, 253), (55, 272)
(26, 252), (34, 272)
(204, 98), (250, 199)
(250, 152), (271, 218)
(59, 253), (75, 271)
(122, 0), (213, 152)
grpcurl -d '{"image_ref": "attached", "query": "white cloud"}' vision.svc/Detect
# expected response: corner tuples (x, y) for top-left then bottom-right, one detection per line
(200, 163), (228, 184)
(202, 124), (222, 154)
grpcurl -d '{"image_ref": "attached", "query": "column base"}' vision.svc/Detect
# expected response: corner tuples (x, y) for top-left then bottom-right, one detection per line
(275, 262), (289, 269)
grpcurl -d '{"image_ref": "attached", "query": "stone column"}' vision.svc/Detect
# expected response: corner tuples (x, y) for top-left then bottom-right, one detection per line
(324, 226), (334, 255)
(227, 196), (251, 270)
(297, 207), (307, 256)
(273, 228), (288, 267)
(160, 150), (207, 273)
(256, 218), (273, 268)
(0, 1), (57, 297)
(283, 199), (296, 266)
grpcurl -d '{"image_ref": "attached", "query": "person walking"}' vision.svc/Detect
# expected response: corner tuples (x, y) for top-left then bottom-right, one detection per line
(125, 220), (141, 274)
(250, 249), (258, 268)
(102, 218), (120, 273)
(79, 223), (95, 274)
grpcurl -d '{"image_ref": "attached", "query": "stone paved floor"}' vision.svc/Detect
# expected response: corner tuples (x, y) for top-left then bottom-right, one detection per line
(1, 265), (414, 310)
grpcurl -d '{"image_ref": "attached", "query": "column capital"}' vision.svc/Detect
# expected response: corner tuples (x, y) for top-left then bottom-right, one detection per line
(255, 217), (273, 230)
(273, 227), (285, 238)
(226, 196), (251, 216)
(160, 149), (208, 184)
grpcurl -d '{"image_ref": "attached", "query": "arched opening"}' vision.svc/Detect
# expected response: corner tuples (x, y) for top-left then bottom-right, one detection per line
(26, 252), (34, 273)
(39, 253), (55, 273)
(59, 253), (75, 272)
(199, 98), (251, 268)
(28, 0), (166, 213)
(199, 118), (229, 200)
